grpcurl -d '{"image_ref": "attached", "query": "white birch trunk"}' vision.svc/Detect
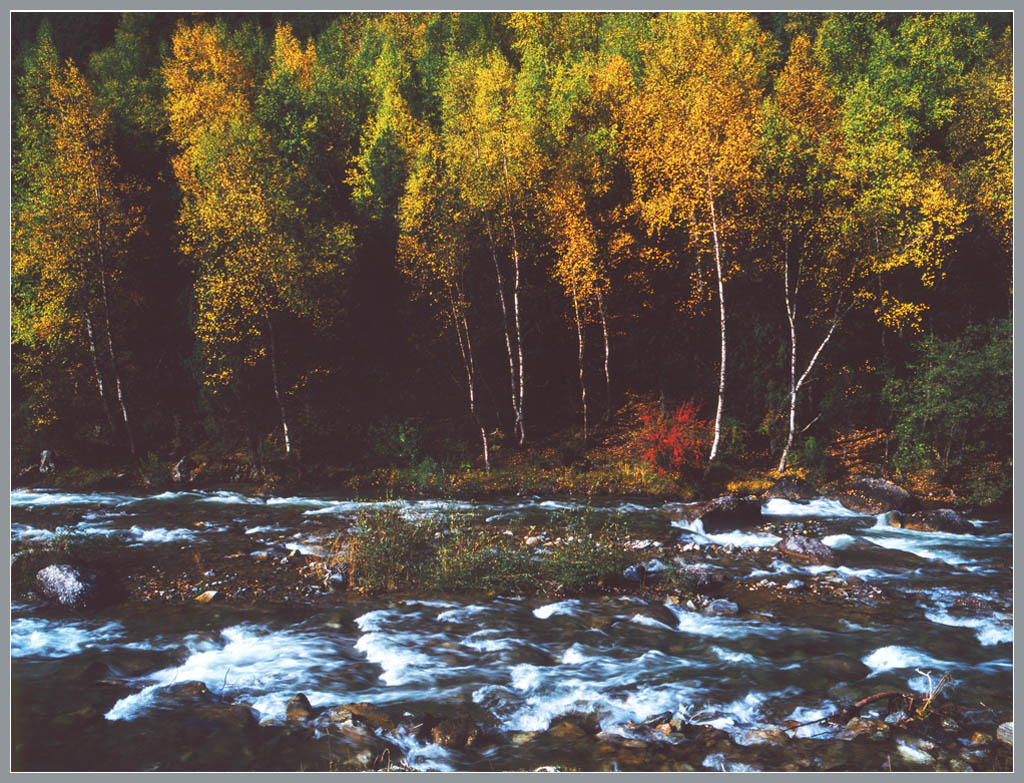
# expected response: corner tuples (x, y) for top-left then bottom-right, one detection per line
(485, 219), (521, 443)
(778, 306), (844, 473)
(266, 314), (291, 455)
(85, 310), (116, 439)
(572, 288), (588, 442)
(708, 182), (726, 463)
(93, 173), (136, 459)
(597, 289), (611, 422)
(501, 153), (527, 446)
(452, 296), (490, 472)
(779, 247), (799, 473)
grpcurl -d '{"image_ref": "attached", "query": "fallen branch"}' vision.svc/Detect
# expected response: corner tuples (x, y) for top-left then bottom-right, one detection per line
(786, 691), (915, 731)
(787, 673), (958, 733)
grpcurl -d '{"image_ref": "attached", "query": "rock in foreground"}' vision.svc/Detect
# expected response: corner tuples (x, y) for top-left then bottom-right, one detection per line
(35, 564), (101, 609)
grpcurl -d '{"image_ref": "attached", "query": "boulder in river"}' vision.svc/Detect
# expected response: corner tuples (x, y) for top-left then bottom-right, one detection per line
(337, 702), (396, 732)
(704, 598), (739, 616)
(892, 508), (975, 534)
(775, 535), (839, 566)
(35, 564), (101, 609)
(837, 477), (919, 514)
(698, 495), (762, 530)
(549, 711), (602, 736)
(420, 714), (482, 749)
(286, 693), (315, 723)
(953, 594), (996, 613)
(675, 564), (730, 595)
(764, 477), (819, 501)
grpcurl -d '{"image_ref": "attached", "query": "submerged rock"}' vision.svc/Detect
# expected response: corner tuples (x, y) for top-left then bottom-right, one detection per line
(35, 564), (101, 609)
(764, 477), (818, 501)
(775, 535), (839, 566)
(837, 477), (918, 514)
(893, 508), (974, 534)
(805, 653), (871, 682)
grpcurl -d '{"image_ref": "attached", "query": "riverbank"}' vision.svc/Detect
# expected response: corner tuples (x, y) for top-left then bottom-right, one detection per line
(12, 420), (1011, 516)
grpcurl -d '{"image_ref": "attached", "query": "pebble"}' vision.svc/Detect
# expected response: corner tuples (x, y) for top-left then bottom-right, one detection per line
(970, 731), (994, 746)
(195, 590), (218, 604)
(897, 741), (934, 765)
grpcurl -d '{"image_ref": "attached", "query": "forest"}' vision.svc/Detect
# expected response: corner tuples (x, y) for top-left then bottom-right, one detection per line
(10, 11), (1013, 505)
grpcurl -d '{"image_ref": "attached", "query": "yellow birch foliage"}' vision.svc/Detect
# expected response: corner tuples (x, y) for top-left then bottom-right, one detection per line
(624, 12), (775, 305)
(165, 20), (349, 390)
(13, 60), (142, 348)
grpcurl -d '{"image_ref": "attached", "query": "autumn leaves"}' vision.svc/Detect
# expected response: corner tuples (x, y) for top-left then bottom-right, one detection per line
(12, 13), (1011, 472)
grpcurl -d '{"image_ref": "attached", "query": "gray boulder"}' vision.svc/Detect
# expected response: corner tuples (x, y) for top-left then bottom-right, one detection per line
(699, 495), (762, 531)
(893, 508), (974, 534)
(675, 564), (730, 594)
(775, 535), (840, 566)
(764, 477), (819, 500)
(704, 598), (739, 616)
(35, 564), (101, 608)
(838, 477), (918, 514)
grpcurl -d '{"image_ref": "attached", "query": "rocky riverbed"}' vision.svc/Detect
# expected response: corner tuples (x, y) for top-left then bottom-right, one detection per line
(11, 485), (1013, 771)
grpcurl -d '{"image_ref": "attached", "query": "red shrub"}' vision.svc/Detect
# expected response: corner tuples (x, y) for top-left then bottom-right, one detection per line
(636, 401), (711, 476)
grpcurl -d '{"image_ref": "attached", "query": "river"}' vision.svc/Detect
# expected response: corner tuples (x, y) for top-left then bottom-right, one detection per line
(10, 488), (1013, 771)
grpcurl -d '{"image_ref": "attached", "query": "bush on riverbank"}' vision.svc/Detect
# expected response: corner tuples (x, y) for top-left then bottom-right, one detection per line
(884, 319), (1011, 507)
(344, 508), (640, 596)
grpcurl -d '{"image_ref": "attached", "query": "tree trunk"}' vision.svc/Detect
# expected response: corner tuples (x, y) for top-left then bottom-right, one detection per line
(452, 296), (490, 472)
(99, 271), (136, 459)
(501, 151), (526, 445)
(84, 310), (116, 440)
(778, 298), (844, 472)
(572, 288), (588, 442)
(92, 171), (136, 459)
(597, 289), (611, 422)
(708, 181), (726, 463)
(485, 219), (520, 443)
(779, 247), (798, 473)
(265, 314), (291, 455)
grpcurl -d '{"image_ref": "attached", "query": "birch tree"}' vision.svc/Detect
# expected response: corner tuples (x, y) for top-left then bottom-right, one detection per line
(165, 21), (351, 455)
(13, 51), (144, 457)
(760, 36), (853, 472)
(439, 50), (536, 445)
(625, 12), (774, 462)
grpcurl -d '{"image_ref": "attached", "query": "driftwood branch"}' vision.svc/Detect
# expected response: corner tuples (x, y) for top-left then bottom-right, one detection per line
(787, 691), (916, 731)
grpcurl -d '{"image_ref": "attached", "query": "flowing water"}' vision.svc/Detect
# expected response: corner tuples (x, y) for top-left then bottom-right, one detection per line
(10, 489), (1013, 771)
